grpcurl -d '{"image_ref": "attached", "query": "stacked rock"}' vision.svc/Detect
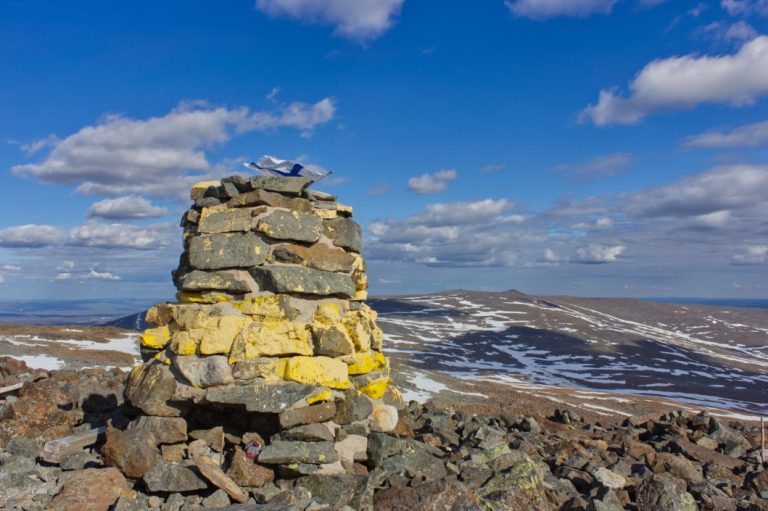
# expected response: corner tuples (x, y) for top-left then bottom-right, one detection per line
(125, 174), (400, 483)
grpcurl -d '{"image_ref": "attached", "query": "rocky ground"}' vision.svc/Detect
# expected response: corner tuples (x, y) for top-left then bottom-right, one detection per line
(1, 357), (767, 510)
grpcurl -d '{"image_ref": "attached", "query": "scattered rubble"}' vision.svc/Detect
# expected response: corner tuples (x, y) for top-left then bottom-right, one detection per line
(1, 360), (768, 510)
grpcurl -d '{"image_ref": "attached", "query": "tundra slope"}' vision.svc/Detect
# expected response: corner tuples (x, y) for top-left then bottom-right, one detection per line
(371, 290), (768, 417)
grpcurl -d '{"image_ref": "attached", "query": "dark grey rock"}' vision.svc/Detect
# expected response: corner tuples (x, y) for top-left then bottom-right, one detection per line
(294, 474), (373, 509)
(249, 176), (311, 195)
(635, 473), (697, 511)
(258, 441), (338, 465)
(248, 266), (355, 298)
(125, 361), (185, 417)
(197, 207), (264, 234)
(59, 451), (100, 471)
(129, 416), (188, 445)
(195, 197), (223, 208)
(334, 389), (373, 425)
(313, 324), (355, 357)
(255, 210), (322, 243)
(367, 433), (409, 467)
(173, 355), (235, 388)
(189, 233), (269, 270)
(322, 217), (362, 252)
(304, 190), (336, 202)
(143, 462), (208, 493)
(280, 423), (335, 442)
(270, 243), (356, 273)
(228, 189), (311, 211)
(205, 380), (317, 413)
(587, 487), (623, 511)
(180, 270), (257, 294)
(202, 488), (231, 508)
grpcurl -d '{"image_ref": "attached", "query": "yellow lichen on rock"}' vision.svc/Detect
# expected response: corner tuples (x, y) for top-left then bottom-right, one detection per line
(237, 294), (293, 320)
(228, 320), (312, 362)
(344, 308), (374, 352)
(145, 304), (174, 326)
(176, 291), (234, 304)
(170, 330), (199, 356)
(283, 356), (352, 389)
(191, 180), (222, 200)
(199, 315), (249, 355)
(140, 326), (171, 350)
(346, 351), (387, 375)
(306, 388), (333, 404)
(357, 376), (389, 399)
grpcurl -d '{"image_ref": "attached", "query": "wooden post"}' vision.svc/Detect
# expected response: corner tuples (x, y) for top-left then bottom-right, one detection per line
(42, 426), (107, 464)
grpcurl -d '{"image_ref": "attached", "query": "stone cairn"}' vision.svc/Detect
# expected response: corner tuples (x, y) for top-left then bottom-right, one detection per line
(121, 175), (401, 500)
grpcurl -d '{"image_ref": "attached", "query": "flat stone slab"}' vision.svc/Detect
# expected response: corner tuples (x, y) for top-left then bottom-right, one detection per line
(270, 242), (356, 273)
(228, 189), (311, 211)
(205, 380), (321, 413)
(249, 266), (356, 298)
(143, 462), (208, 493)
(194, 455), (248, 503)
(323, 217), (362, 253)
(256, 210), (323, 243)
(198, 207), (264, 233)
(180, 270), (258, 294)
(189, 233), (269, 270)
(173, 355), (235, 388)
(250, 175), (311, 195)
(258, 440), (338, 465)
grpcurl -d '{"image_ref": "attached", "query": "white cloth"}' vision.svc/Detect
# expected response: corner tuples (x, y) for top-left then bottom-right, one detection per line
(243, 155), (330, 181)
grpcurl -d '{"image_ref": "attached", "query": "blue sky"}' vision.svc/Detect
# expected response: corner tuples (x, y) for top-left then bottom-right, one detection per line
(1, 0), (767, 301)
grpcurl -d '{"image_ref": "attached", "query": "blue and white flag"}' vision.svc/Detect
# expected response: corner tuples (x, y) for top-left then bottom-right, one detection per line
(244, 155), (331, 182)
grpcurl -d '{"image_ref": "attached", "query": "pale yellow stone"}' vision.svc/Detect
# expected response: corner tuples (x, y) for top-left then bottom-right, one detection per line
(313, 302), (344, 324)
(173, 307), (218, 331)
(199, 315), (249, 355)
(354, 290), (369, 301)
(283, 356), (352, 390)
(371, 322), (384, 351)
(145, 304), (174, 326)
(357, 377), (389, 399)
(353, 271), (368, 292)
(170, 330), (199, 356)
(228, 320), (312, 362)
(344, 310), (372, 352)
(176, 291), (235, 304)
(140, 326), (171, 349)
(313, 209), (337, 219)
(237, 294), (292, 319)
(191, 180), (221, 200)
(346, 351), (387, 375)
(336, 203), (353, 215)
(306, 388), (333, 404)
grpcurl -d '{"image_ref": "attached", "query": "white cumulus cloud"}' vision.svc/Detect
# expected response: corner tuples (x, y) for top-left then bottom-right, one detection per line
(575, 244), (626, 264)
(256, 0), (404, 40)
(87, 195), (169, 220)
(68, 222), (170, 250)
(0, 224), (67, 248)
(13, 99), (336, 199)
(721, 0), (768, 16)
(407, 169), (457, 195)
(731, 245), (768, 264)
(681, 120), (768, 148)
(580, 36), (768, 125)
(505, 0), (617, 19)
(0, 264), (22, 271)
(624, 164), (768, 218)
